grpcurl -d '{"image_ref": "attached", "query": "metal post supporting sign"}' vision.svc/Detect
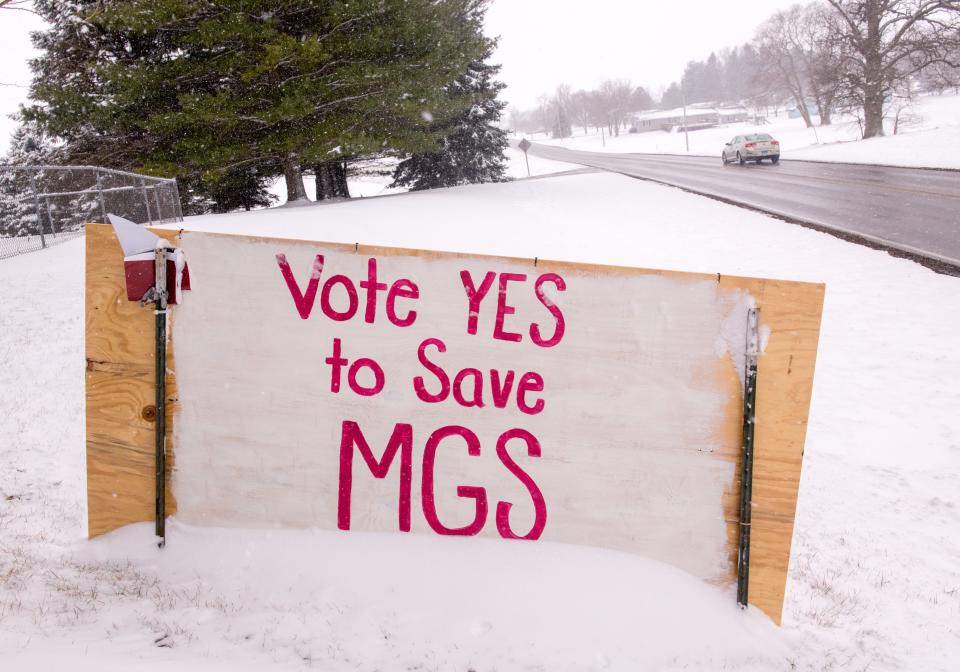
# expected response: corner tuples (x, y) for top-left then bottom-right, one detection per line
(154, 245), (169, 547)
(518, 138), (532, 178)
(737, 306), (760, 608)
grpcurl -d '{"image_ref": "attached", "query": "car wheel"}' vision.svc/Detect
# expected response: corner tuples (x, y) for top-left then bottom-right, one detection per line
(772, 155), (780, 164)
(737, 152), (744, 166)
(721, 153), (728, 165)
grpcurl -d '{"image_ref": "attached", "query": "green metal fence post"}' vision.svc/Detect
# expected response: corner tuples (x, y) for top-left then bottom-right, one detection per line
(154, 245), (168, 547)
(737, 306), (760, 609)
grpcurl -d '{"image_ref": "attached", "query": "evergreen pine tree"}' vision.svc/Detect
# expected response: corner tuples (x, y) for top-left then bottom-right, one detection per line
(203, 166), (279, 213)
(391, 51), (508, 191)
(0, 122), (53, 237)
(26, 0), (491, 204)
(26, 1), (164, 168)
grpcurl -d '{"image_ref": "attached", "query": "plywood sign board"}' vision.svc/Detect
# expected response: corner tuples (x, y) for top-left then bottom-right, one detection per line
(85, 223), (824, 624)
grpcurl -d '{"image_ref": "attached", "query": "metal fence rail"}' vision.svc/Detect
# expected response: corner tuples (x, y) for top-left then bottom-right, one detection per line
(0, 165), (183, 260)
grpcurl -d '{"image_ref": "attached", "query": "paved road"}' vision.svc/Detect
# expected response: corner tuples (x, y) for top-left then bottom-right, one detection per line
(524, 142), (960, 270)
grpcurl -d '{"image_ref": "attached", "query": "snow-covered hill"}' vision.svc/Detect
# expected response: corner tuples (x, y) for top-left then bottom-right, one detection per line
(1, 172), (958, 670)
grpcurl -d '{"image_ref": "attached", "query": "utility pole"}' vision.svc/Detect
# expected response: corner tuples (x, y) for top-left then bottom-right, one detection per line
(681, 85), (690, 153)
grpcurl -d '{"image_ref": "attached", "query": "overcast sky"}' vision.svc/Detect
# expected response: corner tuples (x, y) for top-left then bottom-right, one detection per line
(485, 0), (802, 109)
(1, 0), (803, 153)
(0, 7), (43, 153)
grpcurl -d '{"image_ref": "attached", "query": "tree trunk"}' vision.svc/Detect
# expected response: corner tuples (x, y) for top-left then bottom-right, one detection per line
(862, 89), (885, 138)
(334, 160), (349, 198)
(314, 162), (336, 200)
(818, 100), (833, 126)
(314, 160), (350, 200)
(861, 9), (885, 139)
(792, 90), (813, 128)
(813, 92), (833, 126)
(783, 66), (812, 128)
(282, 155), (308, 202)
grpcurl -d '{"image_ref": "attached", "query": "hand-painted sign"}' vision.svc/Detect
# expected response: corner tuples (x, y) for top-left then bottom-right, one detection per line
(85, 225), (823, 623)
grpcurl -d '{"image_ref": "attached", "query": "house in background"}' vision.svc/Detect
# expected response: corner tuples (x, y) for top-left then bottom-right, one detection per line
(629, 105), (749, 133)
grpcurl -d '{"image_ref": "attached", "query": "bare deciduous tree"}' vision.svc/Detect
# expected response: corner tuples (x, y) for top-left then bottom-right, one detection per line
(798, 3), (848, 125)
(0, 0), (37, 12)
(569, 90), (594, 136)
(512, 81), (652, 138)
(757, 11), (815, 128)
(825, 0), (960, 137)
(550, 84), (574, 138)
(597, 80), (650, 135)
(756, 4), (847, 128)
(917, 42), (960, 92)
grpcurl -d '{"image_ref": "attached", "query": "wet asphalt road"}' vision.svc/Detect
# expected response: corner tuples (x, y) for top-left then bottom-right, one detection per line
(525, 142), (960, 270)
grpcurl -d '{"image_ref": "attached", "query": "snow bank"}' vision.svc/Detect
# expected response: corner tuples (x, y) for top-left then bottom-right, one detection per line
(2, 171), (959, 670)
(789, 124), (960, 169)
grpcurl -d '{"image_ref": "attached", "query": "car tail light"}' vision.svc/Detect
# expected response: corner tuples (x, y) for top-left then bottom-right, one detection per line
(771, 140), (780, 145)
(745, 142), (755, 148)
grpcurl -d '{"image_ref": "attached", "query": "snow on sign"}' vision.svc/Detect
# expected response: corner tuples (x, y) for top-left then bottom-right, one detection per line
(85, 224), (824, 624)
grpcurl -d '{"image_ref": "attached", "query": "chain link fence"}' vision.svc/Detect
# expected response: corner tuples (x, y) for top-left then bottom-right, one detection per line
(0, 165), (183, 260)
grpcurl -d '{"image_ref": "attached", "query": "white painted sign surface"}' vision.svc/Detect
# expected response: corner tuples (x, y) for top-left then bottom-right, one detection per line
(172, 233), (754, 581)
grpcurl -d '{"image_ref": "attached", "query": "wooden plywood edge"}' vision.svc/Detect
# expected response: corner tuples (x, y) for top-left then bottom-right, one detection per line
(750, 278), (825, 624)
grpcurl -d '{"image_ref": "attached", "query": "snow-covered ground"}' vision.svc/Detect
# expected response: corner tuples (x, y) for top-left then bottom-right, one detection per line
(2, 172), (959, 670)
(267, 158), (406, 206)
(266, 148), (580, 207)
(526, 92), (960, 170)
(504, 146), (584, 178)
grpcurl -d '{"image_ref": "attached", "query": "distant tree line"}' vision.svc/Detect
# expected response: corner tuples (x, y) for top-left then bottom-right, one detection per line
(512, 0), (960, 139)
(510, 81), (654, 138)
(3, 0), (509, 218)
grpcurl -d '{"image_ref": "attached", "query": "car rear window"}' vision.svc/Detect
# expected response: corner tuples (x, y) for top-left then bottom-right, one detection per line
(745, 134), (773, 141)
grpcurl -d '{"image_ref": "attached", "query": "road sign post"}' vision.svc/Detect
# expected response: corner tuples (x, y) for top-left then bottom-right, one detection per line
(518, 138), (532, 177)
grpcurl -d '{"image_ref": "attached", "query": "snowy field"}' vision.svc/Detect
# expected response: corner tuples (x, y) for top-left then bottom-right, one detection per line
(526, 92), (960, 170)
(2, 172), (959, 670)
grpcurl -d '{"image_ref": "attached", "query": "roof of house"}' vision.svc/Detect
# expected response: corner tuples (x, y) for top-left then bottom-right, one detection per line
(631, 105), (749, 122)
